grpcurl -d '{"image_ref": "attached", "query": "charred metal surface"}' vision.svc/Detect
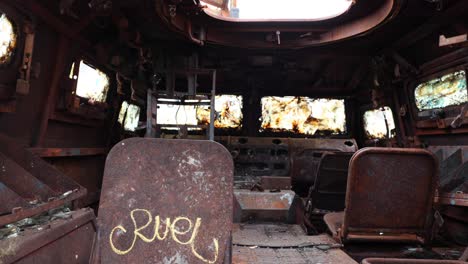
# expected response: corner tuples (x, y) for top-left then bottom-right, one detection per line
(232, 224), (336, 248)
(98, 138), (233, 263)
(0, 208), (96, 264)
(343, 243), (448, 263)
(439, 205), (468, 245)
(28, 147), (108, 157)
(428, 146), (468, 193)
(259, 176), (291, 190)
(233, 246), (357, 264)
(232, 224), (355, 263)
(362, 258), (467, 264)
(233, 190), (296, 223)
(225, 137), (290, 177)
(219, 136), (357, 180)
(340, 148), (438, 244)
(0, 133), (86, 226)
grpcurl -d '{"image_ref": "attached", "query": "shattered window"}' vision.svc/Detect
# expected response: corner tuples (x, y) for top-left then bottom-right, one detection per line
(197, 95), (243, 128)
(415, 70), (467, 111)
(157, 95), (243, 129)
(202, 0), (354, 21)
(118, 101), (140, 132)
(260, 96), (346, 135)
(75, 60), (110, 103)
(363, 107), (395, 139)
(0, 13), (17, 64)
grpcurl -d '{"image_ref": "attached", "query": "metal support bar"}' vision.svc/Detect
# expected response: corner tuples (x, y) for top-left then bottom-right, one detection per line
(145, 88), (154, 138)
(209, 70), (217, 141)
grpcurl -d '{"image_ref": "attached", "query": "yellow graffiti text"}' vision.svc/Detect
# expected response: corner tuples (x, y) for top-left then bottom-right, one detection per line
(109, 209), (219, 263)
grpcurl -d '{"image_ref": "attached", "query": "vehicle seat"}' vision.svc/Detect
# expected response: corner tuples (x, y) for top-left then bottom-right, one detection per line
(324, 147), (438, 245)
(291, 149), (328, 197)
(308, 152), (353, 212)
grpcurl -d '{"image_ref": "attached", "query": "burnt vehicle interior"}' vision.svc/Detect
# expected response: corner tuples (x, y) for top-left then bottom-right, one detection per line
(0, 0), (467, 263)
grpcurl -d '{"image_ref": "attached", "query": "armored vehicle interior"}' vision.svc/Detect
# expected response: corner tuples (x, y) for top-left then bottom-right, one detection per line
(0, 0), (467, 263)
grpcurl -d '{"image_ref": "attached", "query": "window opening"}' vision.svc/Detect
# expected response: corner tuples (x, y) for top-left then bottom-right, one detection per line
(363, 106), (395, 139)
(197, 94), (243, 128)
(157, 95), (243, 130)
(0, 13), (17, 64)
(75, 60), (110, 103)
(414, 70), (467, 111)
(118, 101), (140, 132)
(260, 96), (346, 135)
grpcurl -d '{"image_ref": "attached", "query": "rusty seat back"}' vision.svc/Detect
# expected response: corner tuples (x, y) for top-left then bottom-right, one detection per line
(309, 152), (353, 211)
(342, 148), (438, 244)
(291, 149), (339, 197)
(98, 138), (234, 264)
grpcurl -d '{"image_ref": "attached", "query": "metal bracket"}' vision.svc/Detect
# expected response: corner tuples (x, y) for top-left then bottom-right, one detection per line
(16, 21), (35, 95)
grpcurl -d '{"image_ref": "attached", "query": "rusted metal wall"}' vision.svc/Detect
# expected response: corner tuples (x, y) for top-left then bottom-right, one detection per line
(0, 1), (111, 208)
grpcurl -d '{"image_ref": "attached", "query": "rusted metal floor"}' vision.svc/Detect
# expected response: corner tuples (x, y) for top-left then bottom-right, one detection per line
(232, 224), (357, 264)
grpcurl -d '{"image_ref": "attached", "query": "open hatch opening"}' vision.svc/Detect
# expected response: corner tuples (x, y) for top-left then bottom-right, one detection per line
(201, 0), (355, 22)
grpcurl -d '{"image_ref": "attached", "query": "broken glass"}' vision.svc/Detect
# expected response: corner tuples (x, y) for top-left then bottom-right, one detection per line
(75, 60), (110, 103)
(363, 106), (395, 139)
(0, 13), (17, 65)
(260, 96), (346, 135)
(415, 70), (467, 111)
